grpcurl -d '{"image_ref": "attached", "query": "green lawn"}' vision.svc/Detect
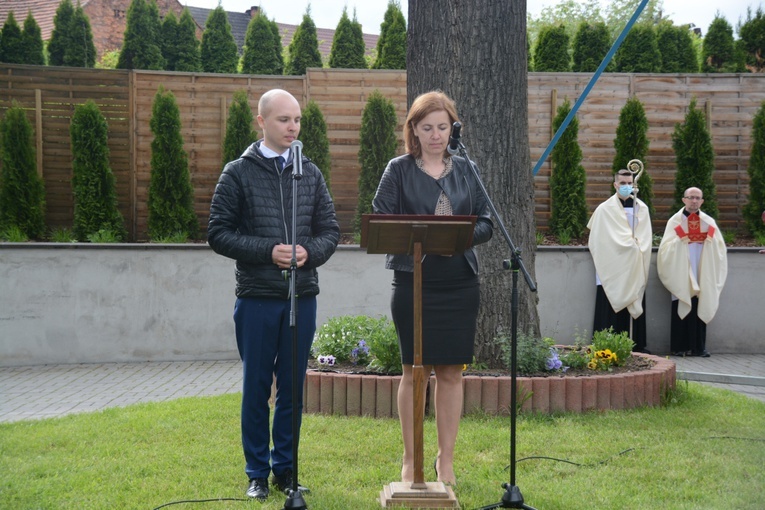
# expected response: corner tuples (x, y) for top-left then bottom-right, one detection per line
(1, 382), (763, 509)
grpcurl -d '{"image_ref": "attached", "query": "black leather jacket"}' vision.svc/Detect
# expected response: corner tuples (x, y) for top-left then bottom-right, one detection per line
(207, 141), (339, 299)
(372, 154), (494, 273)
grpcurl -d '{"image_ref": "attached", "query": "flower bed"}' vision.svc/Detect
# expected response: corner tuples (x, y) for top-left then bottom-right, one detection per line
(303, 353), (676, 417)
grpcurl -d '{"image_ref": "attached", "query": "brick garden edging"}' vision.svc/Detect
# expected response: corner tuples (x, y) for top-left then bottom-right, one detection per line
(303, 353), (675, 417)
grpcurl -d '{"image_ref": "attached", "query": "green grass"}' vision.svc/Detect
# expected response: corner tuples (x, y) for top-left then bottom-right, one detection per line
(1, 383), (764, 509)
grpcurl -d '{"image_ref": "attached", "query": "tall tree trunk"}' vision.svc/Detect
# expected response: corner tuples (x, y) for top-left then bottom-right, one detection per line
(408, 0), (540, 367)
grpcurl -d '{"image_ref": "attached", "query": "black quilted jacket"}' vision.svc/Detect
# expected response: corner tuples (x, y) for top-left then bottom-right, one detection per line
(207, 141), (340, 299)
(372, 154), (494, 274)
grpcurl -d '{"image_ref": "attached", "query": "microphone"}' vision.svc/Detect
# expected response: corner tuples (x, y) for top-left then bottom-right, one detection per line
(447, 122), (462, 155)
(290, 139), (303, 179)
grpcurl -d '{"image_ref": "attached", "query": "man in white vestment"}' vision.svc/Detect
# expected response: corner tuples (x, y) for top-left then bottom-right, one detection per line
(657, 187), (727, 357)
(587, 169), (652, 353)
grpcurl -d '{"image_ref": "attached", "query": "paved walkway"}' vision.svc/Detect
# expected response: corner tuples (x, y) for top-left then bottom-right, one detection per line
(1, 355), (763, 423)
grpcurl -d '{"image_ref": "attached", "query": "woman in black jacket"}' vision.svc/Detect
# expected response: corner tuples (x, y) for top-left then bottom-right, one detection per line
(373, 91), (493, 485)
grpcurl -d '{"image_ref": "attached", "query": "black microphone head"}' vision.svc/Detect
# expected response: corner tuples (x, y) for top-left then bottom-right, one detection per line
(447, 122), (462, 155)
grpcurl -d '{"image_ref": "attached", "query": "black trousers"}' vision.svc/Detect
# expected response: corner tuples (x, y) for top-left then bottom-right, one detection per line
(671, 297), (707, 354)
(593, 285), (647, 352)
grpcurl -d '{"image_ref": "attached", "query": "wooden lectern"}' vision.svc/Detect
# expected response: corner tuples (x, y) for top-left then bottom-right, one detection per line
(361, 214), (476, 509)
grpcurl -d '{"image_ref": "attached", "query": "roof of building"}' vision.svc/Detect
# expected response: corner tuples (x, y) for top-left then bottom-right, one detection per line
(186, 6), (378, 59)
(1, 1), (379, 62)
(0, 0), (61, 40)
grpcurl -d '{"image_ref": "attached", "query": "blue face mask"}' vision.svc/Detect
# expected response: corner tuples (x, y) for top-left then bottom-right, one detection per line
(617, 184), (633, 198)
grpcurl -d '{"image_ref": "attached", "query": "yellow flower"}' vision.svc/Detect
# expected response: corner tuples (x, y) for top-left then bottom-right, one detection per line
(588, 360), (598, 370)
(462, 364), (467, 371)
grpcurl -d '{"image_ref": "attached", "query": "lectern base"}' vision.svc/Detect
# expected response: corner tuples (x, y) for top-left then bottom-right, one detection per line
(379, 481), (459, 508)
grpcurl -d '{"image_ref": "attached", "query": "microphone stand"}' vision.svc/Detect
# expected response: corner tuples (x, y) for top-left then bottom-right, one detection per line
(284, 141), (307, 510)
(450, 137), (538, 510)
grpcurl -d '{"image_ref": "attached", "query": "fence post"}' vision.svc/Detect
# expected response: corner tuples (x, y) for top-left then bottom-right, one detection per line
(35, 89), (42, 179)
(129, 70), (137, 241)
(550, 88), (557, 177)
(220, 95), (226, 164)
(705, 99), (712, 133)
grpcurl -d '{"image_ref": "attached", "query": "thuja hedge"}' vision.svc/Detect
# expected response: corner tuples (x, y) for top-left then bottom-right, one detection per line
(70, 100), (127, 241)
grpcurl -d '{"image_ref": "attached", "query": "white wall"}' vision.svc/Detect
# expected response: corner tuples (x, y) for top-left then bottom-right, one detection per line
(0, 244), (761, 366)
(534, 248), (764, 353)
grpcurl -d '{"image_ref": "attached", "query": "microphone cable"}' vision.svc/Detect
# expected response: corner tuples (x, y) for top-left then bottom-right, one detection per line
(151, 497), (248, 509)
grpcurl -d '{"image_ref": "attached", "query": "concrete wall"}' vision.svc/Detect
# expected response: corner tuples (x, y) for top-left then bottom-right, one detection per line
(534, 247), (764, 353)
(1, 244), (762, 366)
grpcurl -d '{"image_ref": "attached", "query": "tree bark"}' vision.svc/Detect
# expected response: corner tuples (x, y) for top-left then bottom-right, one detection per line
(408, 0), (540, 367)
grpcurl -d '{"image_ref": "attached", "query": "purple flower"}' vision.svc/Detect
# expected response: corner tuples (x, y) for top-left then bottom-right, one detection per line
(318, 355), (336, 366)
(546, 349), (563, 371)
(350, 340), (371, 364)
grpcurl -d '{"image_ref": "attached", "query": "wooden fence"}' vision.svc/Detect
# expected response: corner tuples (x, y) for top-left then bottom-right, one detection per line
(1, 64), (762, 240)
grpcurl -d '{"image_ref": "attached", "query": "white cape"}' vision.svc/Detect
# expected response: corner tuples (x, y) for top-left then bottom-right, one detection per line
(657, 208), (727, 323)
(587, 194), (652, 318)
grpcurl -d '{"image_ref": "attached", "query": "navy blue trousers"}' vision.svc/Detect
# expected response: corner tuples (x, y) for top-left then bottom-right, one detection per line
(234, 296), (316, 480)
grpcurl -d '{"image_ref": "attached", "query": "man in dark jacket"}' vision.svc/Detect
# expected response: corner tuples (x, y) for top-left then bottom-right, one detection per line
(208, 89), (339, 500)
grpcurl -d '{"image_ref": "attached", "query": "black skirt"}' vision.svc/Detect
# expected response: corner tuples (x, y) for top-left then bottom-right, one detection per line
(391, 254), (479, 365)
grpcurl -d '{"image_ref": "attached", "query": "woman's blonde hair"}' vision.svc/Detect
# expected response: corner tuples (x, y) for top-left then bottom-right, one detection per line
(404, 91), (460, 158)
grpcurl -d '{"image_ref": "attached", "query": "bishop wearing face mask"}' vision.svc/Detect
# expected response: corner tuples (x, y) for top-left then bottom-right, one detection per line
(586, 168), (653, 353)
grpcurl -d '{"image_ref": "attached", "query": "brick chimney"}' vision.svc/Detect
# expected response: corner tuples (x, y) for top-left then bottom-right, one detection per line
(246, 6), (260, 18)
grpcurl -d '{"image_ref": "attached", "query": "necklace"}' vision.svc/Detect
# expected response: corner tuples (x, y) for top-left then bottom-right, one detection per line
(415, 157), (453, 179)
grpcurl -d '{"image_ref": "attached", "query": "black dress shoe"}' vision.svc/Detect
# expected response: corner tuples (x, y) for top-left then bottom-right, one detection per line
(246, 478), (269, 500)
(272, 469), (310, 495)
(692, 350), (711, 358)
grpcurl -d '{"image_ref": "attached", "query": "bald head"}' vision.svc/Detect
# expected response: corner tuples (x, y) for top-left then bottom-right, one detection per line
(258, 89), (299, 118)
(682, 187), (704, 213)
(257, 89), (302, 153)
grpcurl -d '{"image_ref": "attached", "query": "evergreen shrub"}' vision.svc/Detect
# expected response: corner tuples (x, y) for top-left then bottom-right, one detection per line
(286, 12), (323, 75)
(534, 24), (570, 72)
(328, 9), (367, 69)
(222, 90), (256, 166)
(355, 91), (397, 235)
(70, 100), (126, 241)
(743, 101), (765, 236)
(241, 11), (283, 75)
(0, 102), (46, 238)
(572, 21), (612, 72)
(200, 6), (238, 73)
(671, 98), (718, 218)
(299, 101), (331, 192)
(549, 98), (587, 238)
(614, 23), (661, 73)
(372, 1), (406, 70)
(613, 97), (655, 219)
(117, 0), (164, 70)
(147, 86), (197, 241)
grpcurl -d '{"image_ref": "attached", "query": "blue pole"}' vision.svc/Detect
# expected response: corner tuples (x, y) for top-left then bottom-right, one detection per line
(532, 0), (650, 176)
